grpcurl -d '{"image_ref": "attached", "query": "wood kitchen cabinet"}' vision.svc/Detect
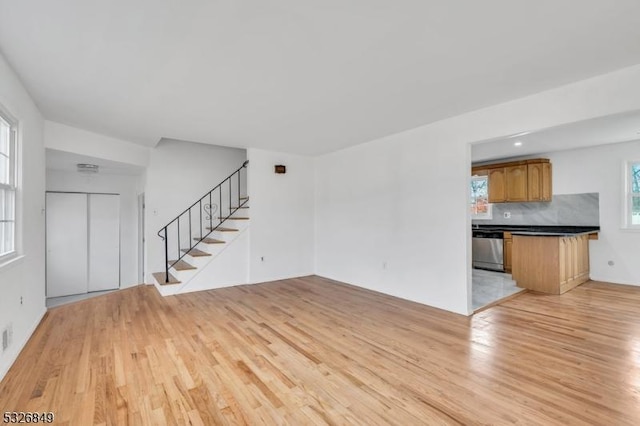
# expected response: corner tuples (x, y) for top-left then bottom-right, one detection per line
(512, 233), (591, 294)
(471, 158), (552, 203)
(527, 161), (552, 201)
(488, 168), (506, 203)
(558, 234), (590, 293)
(471, 167), (488, 177)
(505, 165), (528, 201)
(503, 232), (512, 273)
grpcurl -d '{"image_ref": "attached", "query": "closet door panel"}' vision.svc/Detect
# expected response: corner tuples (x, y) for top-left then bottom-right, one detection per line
(88, 194), (120, 292)
(46, 193), (88, 297)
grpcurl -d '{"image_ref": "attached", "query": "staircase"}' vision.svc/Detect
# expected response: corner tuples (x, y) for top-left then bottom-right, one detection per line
(152, 161), (249, 296)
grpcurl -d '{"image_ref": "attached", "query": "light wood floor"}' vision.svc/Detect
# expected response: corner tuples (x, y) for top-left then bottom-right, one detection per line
(1, 276), (639, 425)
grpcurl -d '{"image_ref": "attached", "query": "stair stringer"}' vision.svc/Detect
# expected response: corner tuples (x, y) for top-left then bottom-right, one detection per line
(157, 225), (250, 296)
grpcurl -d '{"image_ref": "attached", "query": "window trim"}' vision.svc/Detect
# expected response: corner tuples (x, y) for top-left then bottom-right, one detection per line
(0, 104), (18, 263)
(623, 160), (640, 230)
(470, 174), (492, 220)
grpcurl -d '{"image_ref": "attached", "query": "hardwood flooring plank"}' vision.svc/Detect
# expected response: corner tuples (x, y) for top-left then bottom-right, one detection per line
(2, 279), (640, 424)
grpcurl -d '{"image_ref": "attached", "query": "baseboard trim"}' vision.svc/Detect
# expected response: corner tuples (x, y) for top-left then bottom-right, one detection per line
(0, 307), (47, 382)
(589, 276), (639, 287)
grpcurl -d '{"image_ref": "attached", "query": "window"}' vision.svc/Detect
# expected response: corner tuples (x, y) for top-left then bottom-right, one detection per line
(470, 175), (491, 219)
(626, 160), (640, 228)
(0, 108), (17, 260)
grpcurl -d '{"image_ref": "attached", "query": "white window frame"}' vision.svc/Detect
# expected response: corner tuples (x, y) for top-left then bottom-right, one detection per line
(470, 175), (492, 220)
(623, 160), (640, 230)
(0, 104), (18, 262)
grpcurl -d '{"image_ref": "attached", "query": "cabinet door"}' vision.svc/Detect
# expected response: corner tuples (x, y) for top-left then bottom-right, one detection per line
(506, 165), (528, 201)
(558, 237), (570, 287)
(542, 162), (552, 201)
(504, 238), (512, 272)
(488, 168), (506, 203)
(527, 162), (553, 201)
(576, 234), (589, 278)
(527, 163), (544, 201)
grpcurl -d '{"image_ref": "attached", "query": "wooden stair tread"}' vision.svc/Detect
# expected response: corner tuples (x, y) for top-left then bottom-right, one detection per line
(152, 272), (181, 285)
(194, 237), (225, 244)
(206, 227), (238, 232)
(218, 216), (249, 220)
(230, 206), (249, 209)
(240, 196), (249, 200)
(180, 248), (211, 257)
(169, 260), (197, 271)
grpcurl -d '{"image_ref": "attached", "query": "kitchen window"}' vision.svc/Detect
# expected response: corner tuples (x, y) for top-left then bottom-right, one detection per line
(625, 160), (640, 228)
(470, 175), (491, 219)
(0, 106), (17, 261)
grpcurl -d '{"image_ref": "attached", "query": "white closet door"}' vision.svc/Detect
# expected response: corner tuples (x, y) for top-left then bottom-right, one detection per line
(46, 193), (88, 297)
(88, 194), (120, 292)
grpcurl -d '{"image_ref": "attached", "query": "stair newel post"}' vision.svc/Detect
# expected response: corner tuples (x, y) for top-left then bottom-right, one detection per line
(164, 227), (169, 283)
(219, 187), (222, 227)
(237, 169), (241, 210)
(199, 199), (203, 241)
(209, 191), (213, 231)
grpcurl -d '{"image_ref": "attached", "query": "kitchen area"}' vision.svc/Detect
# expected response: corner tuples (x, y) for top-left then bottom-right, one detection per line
(470, 157), (600, 311)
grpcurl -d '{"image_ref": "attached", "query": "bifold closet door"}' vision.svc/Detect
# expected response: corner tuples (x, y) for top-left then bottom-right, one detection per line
(88, 194), (120, 291)
(46, 192), (88, 298)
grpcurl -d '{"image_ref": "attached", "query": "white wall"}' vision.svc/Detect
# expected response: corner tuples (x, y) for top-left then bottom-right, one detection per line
(45, 170), (144, 288)
(247, 149), (315, 283)
(316, 64), (640, 316)
(176, 228), (250, 294)
(316, 135), (471, 314)
(0, 53), (46, 381)
(546, 140), (640, 286)
(45, 121), (150, 168)
(145, 140), (246, 281)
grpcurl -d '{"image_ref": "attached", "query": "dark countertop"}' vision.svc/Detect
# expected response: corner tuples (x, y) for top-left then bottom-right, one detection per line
(473, 225), (600, 237)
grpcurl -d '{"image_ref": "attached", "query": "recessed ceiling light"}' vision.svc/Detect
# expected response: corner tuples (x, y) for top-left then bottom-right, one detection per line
(514, 141), (523, 147)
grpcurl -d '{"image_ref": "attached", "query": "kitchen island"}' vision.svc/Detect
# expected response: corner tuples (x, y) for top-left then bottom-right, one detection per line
(511, 229), (598, 294)
(473, 225), (599, 294)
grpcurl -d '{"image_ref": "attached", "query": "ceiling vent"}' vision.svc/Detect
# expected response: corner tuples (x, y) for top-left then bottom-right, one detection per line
(77, 163), (99, 173)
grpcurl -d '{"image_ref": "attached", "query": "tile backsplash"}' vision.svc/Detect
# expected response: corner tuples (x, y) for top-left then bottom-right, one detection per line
(472, 193), (599, 226)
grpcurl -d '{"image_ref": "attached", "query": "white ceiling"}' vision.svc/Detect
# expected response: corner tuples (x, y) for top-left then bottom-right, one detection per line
(472, 109), (640, 163)
(3, 1), (640, 155)
(46, 149), (145, 176)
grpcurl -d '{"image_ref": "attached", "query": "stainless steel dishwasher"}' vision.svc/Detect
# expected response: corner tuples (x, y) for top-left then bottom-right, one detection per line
(472, 230), (504, 272)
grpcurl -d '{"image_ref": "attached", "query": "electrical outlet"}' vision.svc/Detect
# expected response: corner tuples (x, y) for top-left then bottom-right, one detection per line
(504, 212), (511, 219)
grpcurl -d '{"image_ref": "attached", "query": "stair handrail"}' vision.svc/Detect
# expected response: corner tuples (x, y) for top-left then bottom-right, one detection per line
(157, 160), (249, 283)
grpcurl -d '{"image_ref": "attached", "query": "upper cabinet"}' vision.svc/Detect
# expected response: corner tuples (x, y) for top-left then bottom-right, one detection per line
(527, 161), (552, 201)
(506, 164), (528, 201)
(488, 168), (506, 203)
(472, 159), (552, 203)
